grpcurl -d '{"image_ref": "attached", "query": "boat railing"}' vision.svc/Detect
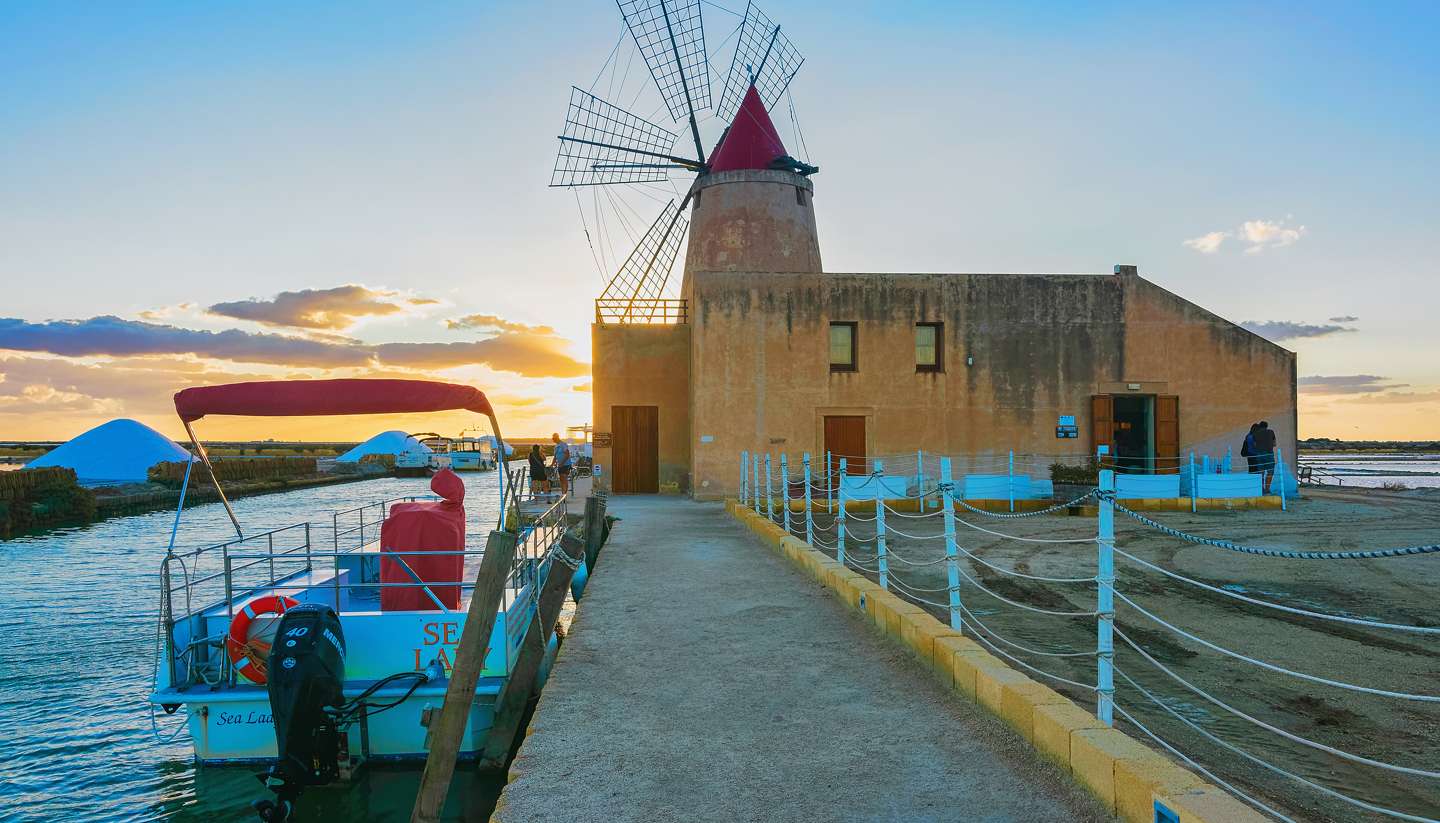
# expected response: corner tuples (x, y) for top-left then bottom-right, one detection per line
(159, 494), (572, 690)
(331, 495), (435, 551)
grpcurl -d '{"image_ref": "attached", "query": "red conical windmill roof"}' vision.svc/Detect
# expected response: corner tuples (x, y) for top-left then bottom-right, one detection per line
(707, 85), (788, 173)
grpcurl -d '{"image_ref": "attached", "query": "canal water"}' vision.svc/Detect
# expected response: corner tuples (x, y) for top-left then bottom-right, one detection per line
(0, 471), (509, 823)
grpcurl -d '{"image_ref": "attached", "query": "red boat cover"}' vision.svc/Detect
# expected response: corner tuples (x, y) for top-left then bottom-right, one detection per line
(380, 469), (467, 611)
(708, 84), (788, 173)
(174, 379), (493, 422)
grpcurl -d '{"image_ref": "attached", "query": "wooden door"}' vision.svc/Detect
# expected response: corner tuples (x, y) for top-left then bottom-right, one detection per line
(1091, 395), (1114, 463)
(612, 405), (658, 493)
(1155, 395), (1179, 474)
(824, 415), (867, 485)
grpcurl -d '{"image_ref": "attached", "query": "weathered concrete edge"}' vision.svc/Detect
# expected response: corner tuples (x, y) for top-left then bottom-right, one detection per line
(725, 500), (1269, 823)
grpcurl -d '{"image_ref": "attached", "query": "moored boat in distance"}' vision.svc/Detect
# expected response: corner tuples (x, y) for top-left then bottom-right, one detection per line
(146, 378), (571, 816)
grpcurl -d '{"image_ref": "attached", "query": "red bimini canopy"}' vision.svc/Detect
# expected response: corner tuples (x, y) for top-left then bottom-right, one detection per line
(174, 378), (494, 423)
(708, 84), (789, 173)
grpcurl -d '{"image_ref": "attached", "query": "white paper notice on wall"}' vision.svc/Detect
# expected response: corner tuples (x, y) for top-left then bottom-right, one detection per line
(699, 435), (714, 443)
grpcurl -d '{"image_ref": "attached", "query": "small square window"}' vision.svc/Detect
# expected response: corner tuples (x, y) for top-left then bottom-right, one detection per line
(829, 322), (856, 372)
(916, 323), (943, 372)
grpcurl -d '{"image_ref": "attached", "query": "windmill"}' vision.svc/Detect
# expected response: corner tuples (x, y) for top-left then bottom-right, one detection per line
(550, 0), (815, 323)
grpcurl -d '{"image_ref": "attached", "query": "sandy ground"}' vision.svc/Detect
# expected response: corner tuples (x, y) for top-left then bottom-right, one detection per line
(803, 487), (1440, 823)
(497, 496), (1110, 823)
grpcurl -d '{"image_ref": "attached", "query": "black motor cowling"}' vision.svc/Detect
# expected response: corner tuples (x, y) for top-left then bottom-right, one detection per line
(253, 603), (346, 822)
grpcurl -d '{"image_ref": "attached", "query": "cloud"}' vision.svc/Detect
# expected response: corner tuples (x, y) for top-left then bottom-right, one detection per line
(1240, 219), (1306, 254)
(1240, 320), (1353, 342)
(1328, 315), (1359, 323)
(208, 285), (432, 330)
(0, 355), (273, 418)
(1182, 231), (1229, 254)
(0, 316), (587, 378)
(571, 381), (592, 393)
(1344, 389), (1440, 405)
(1298, 375), (1404, 395)
(138, 302), (197, 321)
(446, 314), (556, 336)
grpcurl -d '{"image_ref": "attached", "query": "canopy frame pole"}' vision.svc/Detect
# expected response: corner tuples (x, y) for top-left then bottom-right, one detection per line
(184, 420), (242, 538)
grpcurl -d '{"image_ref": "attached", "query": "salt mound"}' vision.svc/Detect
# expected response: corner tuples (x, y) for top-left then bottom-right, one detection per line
(27, 418), (193, 484)
(337, 430), (431, 463)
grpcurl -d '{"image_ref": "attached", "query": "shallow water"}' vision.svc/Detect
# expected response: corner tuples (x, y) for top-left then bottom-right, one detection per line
(0, 472), (508, 823)
(1301, 453), (1440, 488)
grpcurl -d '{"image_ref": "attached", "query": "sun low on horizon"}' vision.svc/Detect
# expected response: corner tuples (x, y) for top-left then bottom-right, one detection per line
(3, 2), (1439, 443)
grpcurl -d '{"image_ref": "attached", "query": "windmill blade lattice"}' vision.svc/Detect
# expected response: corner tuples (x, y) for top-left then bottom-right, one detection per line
(596, 199), (689, 323)
(551, 87), (688, 188)
(716, 1), (804, 123)
(617, 0), (711, 124)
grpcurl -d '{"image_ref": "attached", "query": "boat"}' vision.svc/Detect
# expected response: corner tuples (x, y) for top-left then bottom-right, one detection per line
(147, 379), (573, 815)
(414, 431), (496, 473)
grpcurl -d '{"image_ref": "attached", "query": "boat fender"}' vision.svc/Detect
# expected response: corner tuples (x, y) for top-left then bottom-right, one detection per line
(226, 595), (300, 684)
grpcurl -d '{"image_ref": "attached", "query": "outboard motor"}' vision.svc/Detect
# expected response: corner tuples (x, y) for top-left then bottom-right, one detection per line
(253, 603), (346, 822)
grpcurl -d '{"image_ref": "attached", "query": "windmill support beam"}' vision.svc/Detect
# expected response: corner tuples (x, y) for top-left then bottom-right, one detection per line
(660, 0), (707, 164)
(556, 135), (703, 170)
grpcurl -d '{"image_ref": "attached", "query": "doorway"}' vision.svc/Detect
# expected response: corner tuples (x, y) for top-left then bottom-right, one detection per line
(1111, 395), (1154, 472)
(1091, 394), (1180, 474)
(611, 405), (658, 493)
(823, 415), (866, 490)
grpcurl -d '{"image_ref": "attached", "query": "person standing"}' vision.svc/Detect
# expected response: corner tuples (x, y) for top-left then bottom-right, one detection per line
(527, 444), (549, 498)
(1253, 421), (1278, 494)
(551, 432), (572, 498)
(1241, 423), (1259, 474)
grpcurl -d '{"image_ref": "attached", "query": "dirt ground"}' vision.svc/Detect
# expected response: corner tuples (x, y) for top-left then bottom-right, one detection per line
(804, 487), (1440, 823)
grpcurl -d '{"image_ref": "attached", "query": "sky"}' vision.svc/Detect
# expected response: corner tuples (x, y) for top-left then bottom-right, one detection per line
(2, 0), (1438, 441)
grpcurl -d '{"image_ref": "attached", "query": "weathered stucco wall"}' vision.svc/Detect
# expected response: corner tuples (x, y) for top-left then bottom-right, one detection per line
(680, 169), (821, 299)
(591, 323), (691, 494)
(688, 270), (1296, 499)
(1119, 268), (1298, 468)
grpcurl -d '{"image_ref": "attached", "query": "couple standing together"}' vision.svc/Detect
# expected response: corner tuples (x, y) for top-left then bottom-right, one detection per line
(527, 433), (574, 501)
(1242, 421), (1278, 494)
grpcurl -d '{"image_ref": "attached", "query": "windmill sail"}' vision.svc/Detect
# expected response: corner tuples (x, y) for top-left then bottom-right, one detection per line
(596, 199), (689, 323)
(552, 87), (695, 187)
(715, 2), (804, 123)
(617, 0), (711, 159)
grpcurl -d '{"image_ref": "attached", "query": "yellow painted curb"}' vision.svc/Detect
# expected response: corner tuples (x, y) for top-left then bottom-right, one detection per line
(725, 499), (1242, 823)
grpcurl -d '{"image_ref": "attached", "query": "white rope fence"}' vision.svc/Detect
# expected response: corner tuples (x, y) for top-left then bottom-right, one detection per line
(736, 447), (1440, 822)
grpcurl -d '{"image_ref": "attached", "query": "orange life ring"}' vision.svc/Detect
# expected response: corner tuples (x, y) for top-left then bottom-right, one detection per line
(226, 595), (300, 684)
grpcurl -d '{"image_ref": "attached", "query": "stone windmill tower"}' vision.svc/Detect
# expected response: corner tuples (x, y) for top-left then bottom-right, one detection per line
(550, 0), (818, 323)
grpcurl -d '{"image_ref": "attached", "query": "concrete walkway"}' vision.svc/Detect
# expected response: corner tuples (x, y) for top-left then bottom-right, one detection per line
(495, 497), (1109, 822)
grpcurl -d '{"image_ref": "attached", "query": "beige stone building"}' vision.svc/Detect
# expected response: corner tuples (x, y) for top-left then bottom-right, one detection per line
(591, 101), (1296, 500)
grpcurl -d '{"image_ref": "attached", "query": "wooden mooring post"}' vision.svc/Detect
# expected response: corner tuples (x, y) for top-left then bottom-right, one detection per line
(478, 530), (587, 769)
(410, 528), (520, 823)
(582, 495), (607, 570)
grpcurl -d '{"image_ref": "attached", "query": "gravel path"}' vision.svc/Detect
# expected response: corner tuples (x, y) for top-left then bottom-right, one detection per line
(494, 496), (1110, 822)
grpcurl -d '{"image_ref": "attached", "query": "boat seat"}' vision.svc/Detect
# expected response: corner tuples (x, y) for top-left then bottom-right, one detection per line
(380, 469), (466, 611)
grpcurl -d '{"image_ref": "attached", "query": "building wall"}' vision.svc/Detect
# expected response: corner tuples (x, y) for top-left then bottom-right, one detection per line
(591, 323), (692, 494)
(1119, 268), (1298, 468)
(688, 270), (1296, 499)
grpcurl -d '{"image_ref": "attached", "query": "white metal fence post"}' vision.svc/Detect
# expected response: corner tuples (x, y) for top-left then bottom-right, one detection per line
(916, 449), (925, 511)
(875, 458), (888, 590)
(1190, 451), (1197, 513)
(837, 457), (848, 567)
(781, 453), (791, 534)
(940, 457), (962, 632)
(825, 449), (833, 515)
(1275, 446), (1287, 511)
(1224, 445), (1233, 473)
(740, 451), (749, 506)
(765, 454), (774, 522)
(1008, 449), (1016, 512)
(1097, 468), (1116, 727)
(803, 453), (814, 545)
(752, 455), (761, 515)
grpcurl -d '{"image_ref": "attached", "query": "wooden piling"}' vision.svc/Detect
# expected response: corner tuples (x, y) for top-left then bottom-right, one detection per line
(410, 529), (520, 823)
(582, 495), (606, 570)
(478, 530), (587, 769)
